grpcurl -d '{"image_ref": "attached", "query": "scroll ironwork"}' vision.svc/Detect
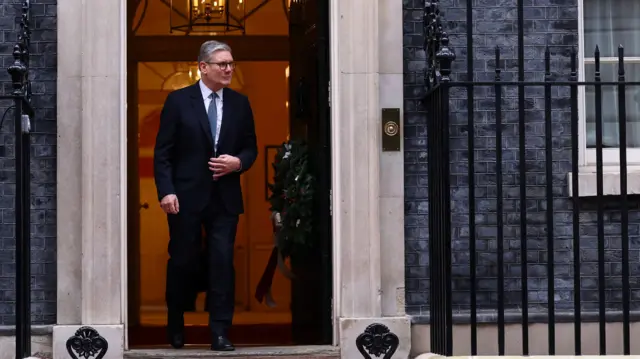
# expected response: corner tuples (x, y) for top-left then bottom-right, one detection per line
(423, 0), (455, 89)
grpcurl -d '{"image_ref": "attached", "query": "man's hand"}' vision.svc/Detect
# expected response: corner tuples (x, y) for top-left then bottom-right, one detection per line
(208, 154), (241, 180)
(160, 194), (179, 214)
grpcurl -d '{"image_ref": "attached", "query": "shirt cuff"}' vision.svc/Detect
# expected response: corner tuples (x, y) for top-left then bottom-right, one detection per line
(236, 159), (243, 172)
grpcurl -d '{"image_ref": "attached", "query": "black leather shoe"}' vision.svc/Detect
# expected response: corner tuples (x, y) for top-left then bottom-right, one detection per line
(168, 331), (184, 349)
(211, 335), (235, 351)
(167, 311), (185, 349)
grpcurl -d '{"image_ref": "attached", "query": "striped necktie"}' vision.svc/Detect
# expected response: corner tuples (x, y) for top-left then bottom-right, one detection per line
(207, 92), (218, 151)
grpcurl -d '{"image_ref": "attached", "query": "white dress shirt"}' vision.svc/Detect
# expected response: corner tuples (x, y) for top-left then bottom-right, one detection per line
(199, 80), (224, 150)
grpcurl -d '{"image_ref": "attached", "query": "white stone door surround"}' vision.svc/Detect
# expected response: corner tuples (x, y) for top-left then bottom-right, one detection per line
(53, 0), (409, 358)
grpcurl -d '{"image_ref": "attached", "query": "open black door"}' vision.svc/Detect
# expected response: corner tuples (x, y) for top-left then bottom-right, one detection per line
(288, 0), (333, 345)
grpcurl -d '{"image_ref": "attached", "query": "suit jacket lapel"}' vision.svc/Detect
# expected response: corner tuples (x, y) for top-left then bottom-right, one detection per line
(217, 87), (232, 151)
(189, 83), (214, 147)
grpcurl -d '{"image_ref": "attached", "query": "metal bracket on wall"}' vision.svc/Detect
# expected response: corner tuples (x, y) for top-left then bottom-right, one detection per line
(66, 326), (109, 359)
(355, 323), (400, 359)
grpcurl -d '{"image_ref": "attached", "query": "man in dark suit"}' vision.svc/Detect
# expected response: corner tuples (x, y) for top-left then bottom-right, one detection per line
(153, 40), (257, 351)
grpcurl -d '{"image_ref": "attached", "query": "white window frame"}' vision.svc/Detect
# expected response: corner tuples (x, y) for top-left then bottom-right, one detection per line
(569, 0), (640, 197)
(578, 0), (640, 168)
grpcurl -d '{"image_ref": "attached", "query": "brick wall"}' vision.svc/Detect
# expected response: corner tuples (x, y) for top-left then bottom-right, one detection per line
(404, 0), (640, 321)
(0, 0), (56, 325)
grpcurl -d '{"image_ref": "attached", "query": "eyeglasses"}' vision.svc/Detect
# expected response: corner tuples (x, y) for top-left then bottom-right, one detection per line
(206, 61), (236, 70)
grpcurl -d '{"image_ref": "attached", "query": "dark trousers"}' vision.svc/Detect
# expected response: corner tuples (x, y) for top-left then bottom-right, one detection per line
(165, 187), (238, 336)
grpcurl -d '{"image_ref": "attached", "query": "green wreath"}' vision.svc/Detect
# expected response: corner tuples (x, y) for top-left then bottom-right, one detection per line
(267, 140), (315, 259)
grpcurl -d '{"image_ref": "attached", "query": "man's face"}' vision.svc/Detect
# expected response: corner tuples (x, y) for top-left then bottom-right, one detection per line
(200, 50), (234, 88)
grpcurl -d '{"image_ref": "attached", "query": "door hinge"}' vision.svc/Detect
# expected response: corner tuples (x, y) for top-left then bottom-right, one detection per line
(328, 81), (331, 107)
(329, 189), (332, 216)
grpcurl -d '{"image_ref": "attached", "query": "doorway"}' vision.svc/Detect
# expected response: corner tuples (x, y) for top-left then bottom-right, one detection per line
(125, 0), (332, 348)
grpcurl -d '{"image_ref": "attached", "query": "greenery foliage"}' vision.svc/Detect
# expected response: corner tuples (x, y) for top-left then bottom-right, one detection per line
(267, 140), (315, 258)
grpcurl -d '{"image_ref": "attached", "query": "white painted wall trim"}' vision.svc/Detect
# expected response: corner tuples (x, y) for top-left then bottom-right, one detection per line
(55, 0), (127, 357)
(567, 169), (640, 197)
(328, 0), (341, 345)
(330, 0), (410, 356)
(119, 0), (129, 348)
(56, 0), (83, 326)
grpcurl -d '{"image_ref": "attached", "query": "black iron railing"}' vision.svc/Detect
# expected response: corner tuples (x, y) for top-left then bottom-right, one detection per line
(425, 0), (640, 356)
(0, 1), (34, 359)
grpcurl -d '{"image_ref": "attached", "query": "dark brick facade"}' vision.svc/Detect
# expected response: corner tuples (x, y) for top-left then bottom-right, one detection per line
(0, 0), (56, 325)
(404, 0), (640, 321)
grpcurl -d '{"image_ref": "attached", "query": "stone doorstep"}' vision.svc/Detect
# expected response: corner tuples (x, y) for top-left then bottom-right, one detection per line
(125, 345), (340, 358)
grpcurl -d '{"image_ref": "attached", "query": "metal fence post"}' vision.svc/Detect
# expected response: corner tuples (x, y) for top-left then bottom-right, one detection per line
(6, 2), (32, 358)
(424, 0), (455, 351)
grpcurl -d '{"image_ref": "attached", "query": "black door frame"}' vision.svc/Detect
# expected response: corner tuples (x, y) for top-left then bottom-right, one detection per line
(287, 0), (333, 345)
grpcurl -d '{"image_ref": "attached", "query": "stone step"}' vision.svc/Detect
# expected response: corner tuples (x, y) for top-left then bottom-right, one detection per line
(125, 345), (340, 358)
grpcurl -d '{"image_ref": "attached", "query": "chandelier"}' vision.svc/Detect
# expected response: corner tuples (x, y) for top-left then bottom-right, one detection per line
(169, 0), (246, 35)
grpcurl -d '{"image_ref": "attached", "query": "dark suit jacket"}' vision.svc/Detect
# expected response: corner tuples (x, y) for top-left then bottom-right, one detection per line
(153, 83), (257, 311)
(153, 83), (258, 215)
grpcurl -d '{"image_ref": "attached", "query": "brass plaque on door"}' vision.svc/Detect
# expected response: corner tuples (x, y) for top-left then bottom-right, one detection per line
(382, 108), (400, 151)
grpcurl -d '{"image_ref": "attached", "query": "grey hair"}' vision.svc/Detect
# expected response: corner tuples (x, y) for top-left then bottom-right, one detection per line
(198, 40), (232, 63)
